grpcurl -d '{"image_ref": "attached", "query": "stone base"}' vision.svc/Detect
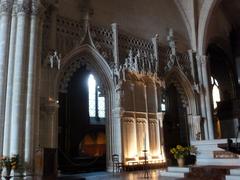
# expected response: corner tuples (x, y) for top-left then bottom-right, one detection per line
(226, 168), (240, 180)
(160, 166), (190, 178)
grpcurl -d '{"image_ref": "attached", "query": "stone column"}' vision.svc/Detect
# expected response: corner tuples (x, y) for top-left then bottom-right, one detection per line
(24, 1), (43, 174)
(201, 55), (214, 139)
(10, 1), (30, 158)
(200, 55), (214, 139)
(3, 2), (16, 157)
(157, 112), (165, 161)
(34, 10), (44, 150)
(143, 83), (150, 152)
(154, 84), (161, 156)
(45, 101), (59, 148)
(111, 23), (119, 68)
(196, 54), (209, 139)
(0, 0), (12, 156)
(111, 89), (122, 162)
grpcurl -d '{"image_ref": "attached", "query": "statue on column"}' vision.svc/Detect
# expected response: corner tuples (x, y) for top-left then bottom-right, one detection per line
(48, 50), (61, 70)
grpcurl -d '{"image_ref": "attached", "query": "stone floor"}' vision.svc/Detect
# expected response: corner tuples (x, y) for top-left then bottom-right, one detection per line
(3, 167), (231, 179)
(58, 170), (181, 180)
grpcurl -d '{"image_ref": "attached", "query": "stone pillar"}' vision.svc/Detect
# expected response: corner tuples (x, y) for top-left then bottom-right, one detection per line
(196, 54), (209, 139)
(148, 84), (161, 156)
(106, 87), (123, 171)
(154, 84), (161, 156)
(9, 1), (30, 158)
(111, 23), (119, 68)
(200, 55), (214, 139)
(157, 112), (165, 161)
(45, 101), (59, 148)
(24, 1), (44, 174)
(111, 90), (122, 161)
(2, 2), (16, 157)
(34, 10), (44, 151)
(0, 0), (12, 156)
(143, 84), (150, 152)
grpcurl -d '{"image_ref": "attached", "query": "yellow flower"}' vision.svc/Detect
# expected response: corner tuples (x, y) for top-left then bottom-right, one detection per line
(176, 145), (182, 150)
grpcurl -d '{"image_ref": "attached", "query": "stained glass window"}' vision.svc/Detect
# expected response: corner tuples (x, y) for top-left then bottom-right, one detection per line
(88, 74), (106, 121)
(211, 76), (221, 109)
(88, 74), (96, 117)
(98, 92), (105, 118)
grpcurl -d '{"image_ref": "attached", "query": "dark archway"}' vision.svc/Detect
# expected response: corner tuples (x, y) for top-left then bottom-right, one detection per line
(207, 43), (239, 138)
(54, 45), (117, 173)
(58, 65), (106, 172)
(163, 84), (189, 165)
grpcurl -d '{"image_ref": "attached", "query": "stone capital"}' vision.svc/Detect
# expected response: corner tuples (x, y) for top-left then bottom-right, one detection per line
(31, 1), (45, 16)
(16, 2), (31, 15)
(111, 23), (118, 31)
(196, 54), (207, 65)
(200, 55), (208, 65)
(0, 1), (13, 14)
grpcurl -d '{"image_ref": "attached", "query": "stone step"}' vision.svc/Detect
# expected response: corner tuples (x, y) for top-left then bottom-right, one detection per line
(160, 171), (186, 178)
(230, 169), (240, 175)
(167, 166), (190, 173)
(226, 175), (240, 180)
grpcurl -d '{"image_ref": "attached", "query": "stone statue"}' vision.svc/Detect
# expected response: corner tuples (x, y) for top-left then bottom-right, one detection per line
(48, 50), (61, 70)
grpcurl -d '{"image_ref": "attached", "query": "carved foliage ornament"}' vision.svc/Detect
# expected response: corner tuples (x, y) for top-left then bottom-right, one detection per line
(16, 1), (31, 14)
(31, 1), (45, 16)
(0, 1), (44, 15)
(15, 1), (44, 15)
(0, 1), (13, 14)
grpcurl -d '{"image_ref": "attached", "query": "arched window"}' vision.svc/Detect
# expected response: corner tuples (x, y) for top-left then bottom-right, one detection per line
(211, 76), (221, 109)
(88, 74), (105, 124)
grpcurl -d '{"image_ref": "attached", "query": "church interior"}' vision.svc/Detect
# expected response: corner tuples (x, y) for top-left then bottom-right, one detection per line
(0, 0), (240, 179)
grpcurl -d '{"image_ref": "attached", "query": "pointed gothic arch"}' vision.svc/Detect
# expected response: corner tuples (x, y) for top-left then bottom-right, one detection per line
(52, 44), (119, 171)
(165, 67), (198, 141)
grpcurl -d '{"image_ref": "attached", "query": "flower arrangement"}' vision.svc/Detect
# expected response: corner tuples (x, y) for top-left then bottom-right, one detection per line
(0, 155), (19, 172)
(170, 145), (191, 159)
